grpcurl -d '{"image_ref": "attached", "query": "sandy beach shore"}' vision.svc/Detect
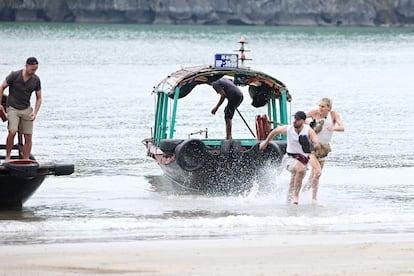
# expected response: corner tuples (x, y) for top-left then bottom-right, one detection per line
(1, 234), (414, 276)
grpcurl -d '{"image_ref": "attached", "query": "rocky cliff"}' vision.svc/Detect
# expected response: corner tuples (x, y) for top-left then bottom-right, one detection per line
(0, 0), (413, 26)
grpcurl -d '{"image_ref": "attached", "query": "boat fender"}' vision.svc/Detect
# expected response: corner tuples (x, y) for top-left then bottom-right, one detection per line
(220, 140), (242, 156)
(0, 109), (6, 122)
(174, 139), (206, 172)
(53, 163), (75, 176)
(248, 141), (283, 162)
(273, 140), (287, 155)
(263, 141), (283, 162)
(255, 115), (264, 140)
(255, 114), (271, 140)
(262, 115), (271, 138)
(160, 139), (184, 155)
(1, 94), (7, 121)
(4, 160), (39, 177)
(262, 141), (281, 154)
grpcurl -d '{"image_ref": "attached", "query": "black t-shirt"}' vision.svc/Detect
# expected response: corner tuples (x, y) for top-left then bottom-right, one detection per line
(5, 70), (41, 110)
(212, 78), (243, 100)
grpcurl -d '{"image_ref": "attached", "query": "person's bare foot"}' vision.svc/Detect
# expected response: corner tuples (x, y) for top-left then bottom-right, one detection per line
(292, 196), (299, 205)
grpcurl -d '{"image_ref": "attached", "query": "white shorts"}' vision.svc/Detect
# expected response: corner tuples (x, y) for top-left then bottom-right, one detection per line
(282, 155), (308, 175)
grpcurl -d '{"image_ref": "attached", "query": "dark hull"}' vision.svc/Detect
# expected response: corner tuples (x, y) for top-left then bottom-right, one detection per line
(160, 159), (271, 195)
(0, 174), (46, 208)
(0, 159), (74, 209)
(151, 140), (287, 195)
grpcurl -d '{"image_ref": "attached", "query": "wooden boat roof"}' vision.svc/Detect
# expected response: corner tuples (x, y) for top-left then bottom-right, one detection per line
(153, 65), (292, 101)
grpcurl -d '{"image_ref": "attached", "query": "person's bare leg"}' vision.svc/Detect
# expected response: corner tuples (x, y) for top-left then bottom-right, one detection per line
(312, 160), (325, 202)
(225, 118), (232, 139)
(312, 178), (319, 202)
(309, 154), (321, 177)
(18, 127), (24, 157)
(22, 134), (32, 160)
(303, 170), (314, 192)
(5, 130), (17, 161)
(292, 164), (306, 204)
(287, 176), (295, 203)
(303, 154), (320, 192)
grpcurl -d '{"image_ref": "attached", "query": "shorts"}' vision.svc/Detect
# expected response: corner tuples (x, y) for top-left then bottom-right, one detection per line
(282, 155), (308, 175)
(224, 95), (243, 119)
(7, 106), (34, 134)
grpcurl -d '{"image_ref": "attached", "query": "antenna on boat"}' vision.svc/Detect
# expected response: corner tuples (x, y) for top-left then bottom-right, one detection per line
(236, 36), (252, 67)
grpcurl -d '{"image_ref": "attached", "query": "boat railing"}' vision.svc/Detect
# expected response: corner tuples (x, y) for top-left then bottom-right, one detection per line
(188, 128), (208, 139)
(203, 139), (257, 147)
(0, 144), (22, 160)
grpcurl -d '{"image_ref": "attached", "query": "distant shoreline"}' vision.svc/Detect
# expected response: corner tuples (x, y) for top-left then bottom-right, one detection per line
(1, 0), (413, 27)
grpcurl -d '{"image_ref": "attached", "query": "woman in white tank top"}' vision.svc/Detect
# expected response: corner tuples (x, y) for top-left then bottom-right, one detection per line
(259, 111), (320, 205)
(304, 98), (344, 202)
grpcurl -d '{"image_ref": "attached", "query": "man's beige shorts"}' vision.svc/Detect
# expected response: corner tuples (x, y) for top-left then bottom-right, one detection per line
(7, 106), (33, 134)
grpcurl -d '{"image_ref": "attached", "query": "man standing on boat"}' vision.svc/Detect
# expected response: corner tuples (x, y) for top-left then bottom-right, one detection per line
(259, 111), (320, 205)
(0, 57), (42, 161)
(210, 77), (243, 139)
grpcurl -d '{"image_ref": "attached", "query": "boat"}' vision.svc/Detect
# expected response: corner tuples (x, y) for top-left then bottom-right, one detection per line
(0, 144), (74, 209)
(143, 40), (292, 194)
(0, 94), (74, 208)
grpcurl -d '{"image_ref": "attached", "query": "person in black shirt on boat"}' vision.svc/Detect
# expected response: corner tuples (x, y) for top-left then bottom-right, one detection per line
(210, 77), (243, 139)
(0, 57), (42, 161)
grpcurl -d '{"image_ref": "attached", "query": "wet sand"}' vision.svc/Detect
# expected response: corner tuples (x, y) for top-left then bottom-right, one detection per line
(1, 234), (413, 276)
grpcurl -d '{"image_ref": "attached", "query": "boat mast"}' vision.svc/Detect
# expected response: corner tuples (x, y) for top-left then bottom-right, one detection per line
(237, 36), (251, 67)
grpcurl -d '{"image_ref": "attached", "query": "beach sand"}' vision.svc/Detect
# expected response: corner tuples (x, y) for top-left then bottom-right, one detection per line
(1, 234), (413, 276)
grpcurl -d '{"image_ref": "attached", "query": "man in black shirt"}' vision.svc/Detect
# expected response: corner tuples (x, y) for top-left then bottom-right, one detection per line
(210, 77), (243, 139)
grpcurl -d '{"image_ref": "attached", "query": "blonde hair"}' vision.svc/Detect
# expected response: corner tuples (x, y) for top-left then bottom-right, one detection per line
(321, 97), (332, 110)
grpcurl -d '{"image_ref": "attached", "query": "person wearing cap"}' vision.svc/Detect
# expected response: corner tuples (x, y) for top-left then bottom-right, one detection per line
(0, 57), (42, 161)
(259, 111), (320, 205)
(210, 77), (243, 139)
(302, 98), (344, 202)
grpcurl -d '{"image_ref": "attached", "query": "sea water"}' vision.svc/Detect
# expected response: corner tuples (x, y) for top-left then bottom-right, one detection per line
(0, 23), (413, 244)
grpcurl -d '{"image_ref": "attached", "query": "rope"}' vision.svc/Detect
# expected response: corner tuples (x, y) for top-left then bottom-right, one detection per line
(236, 108), (256, 138)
